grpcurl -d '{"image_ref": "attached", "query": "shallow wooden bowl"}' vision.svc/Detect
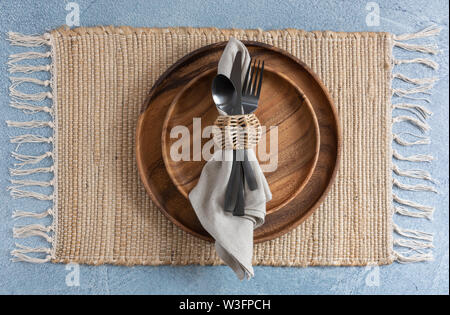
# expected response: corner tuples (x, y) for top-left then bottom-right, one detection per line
(161, 67), (320, 214)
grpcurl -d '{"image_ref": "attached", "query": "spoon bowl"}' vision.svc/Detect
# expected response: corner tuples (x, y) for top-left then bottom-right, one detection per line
(211, 74), (236, 114)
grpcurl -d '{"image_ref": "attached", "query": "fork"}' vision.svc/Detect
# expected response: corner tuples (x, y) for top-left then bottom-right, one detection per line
(239, 59), (264, 194)
(242, 59), (264, 115)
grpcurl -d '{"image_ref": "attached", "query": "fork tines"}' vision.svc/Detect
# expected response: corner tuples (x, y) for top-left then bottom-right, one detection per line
(242, 59), (264, 99)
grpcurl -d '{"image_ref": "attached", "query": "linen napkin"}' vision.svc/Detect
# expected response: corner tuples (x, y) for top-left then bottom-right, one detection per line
(189, 38), (272, 280)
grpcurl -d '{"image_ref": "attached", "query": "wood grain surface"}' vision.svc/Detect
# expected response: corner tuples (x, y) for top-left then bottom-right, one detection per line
(162, 67), (320, 214)
(136, 41), (341, 242)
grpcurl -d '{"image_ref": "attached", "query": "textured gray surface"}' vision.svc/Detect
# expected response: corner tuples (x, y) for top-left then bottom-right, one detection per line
(0, 0), (448, 295)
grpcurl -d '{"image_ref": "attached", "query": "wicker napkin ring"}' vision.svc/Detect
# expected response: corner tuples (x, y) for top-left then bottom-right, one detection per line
(213, 113), (262, 150)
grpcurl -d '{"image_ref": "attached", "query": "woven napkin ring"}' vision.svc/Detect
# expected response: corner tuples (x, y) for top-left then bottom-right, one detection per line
(213, 113), (262, 150)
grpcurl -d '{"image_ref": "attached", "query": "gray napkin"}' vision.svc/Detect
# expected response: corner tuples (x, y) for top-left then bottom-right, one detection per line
(189, 38), (272, 280)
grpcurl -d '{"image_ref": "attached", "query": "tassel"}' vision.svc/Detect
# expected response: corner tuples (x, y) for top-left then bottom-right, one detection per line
(393, 178), (437, 193)
(395, 251), (433, 263)
(9, 166), (54, 176)
(11, 252), (51, 263)
(393, 103), (432, 120)
(8, 64), (51, 74)
(9, 77), (52, 101)
(395, 94), (431, 103)
(8, 51), (51, 64)
(393, 58), (438, 70)
(7, 32), (51, 47)
(12, 208), (53, 219)
(10, 101), (52, 114)
(393, 115), (430, 132)
(394, 206), (433, 220)
(11, 151), (53, 167)
(393, 132), (430, 146)
(10, 179), (54, 188)
(12, 243), (52, 254)
(392, 164), (436, 182)
(10, 134), (53, 150)
(393, 193), (434, 214)
(10, 76), (51, 87)
(393, 223), (433, 242)
(393, 73), (438, 86)
(8, 188), (53, 201)
(393, 41), (439, 55)
(393, 84), (433, 97)
(6, 120), (54, 129)
(392, 149), (433, 163)
(9, 89), (52, 101)
(393, 25), (442, 41)
(394, 239), (434, 250)
(11, 244), (53, 263)
(13, 224), (53, 242)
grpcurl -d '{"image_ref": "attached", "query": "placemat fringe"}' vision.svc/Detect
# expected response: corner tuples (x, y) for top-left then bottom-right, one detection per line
(13, 224), (53, 240)
(393, 41), (439, 55)
(12, 208), (54, 219)
(7, 32), (51, 47)
(394, 205), (433, 220)
(392, 25), (442, 41)
(394, 239), (434, 250)
(392, 115), (430, 132)
(392, 164), (436, 182)
(10, 134), (53, 150)
(9, 166), (54, 176)
(11, 244), (52, 263)
(393, 84), (433, 97)
(8, 51), (52, 63)
(8, 64), (52, 74)
(391, 25), (440, 264)
(9, 77), (53, 101)
(11, 151), (53, 166)
(393, 58), (439, 70)
(393, 193), (435, 214)
(8, 188), (53, 201)
(10, 179), (54, 188)
(393, 73), (438, 86)
(393, 132), (430, 146)
(393, 103), (432, 120)
(392, 149), (433, 163)
(6, 31), (56, 264)
(6, 120), (54, 129)
(393, 178), (438, 193)
(10, 101), (53, 114)
(394, 252), (433, 263)
(393, 223), (433, 241)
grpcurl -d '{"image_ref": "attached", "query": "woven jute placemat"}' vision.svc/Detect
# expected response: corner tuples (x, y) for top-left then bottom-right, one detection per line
(7, 26), (440, 266)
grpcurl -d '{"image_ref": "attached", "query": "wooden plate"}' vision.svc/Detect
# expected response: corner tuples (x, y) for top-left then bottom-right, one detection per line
(136, 41), (341, 243)
(161, 67), (320, 214)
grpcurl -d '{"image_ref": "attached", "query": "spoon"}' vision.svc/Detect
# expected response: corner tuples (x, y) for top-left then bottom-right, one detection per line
(212, 74), (242, 212)
(211, 74), (237, 115)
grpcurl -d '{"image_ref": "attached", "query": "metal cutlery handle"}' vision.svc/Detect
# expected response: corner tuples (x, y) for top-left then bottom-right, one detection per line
(224, 150), (239, 212)
(242, 151), (257, 190)
(232, 160), (246, 217)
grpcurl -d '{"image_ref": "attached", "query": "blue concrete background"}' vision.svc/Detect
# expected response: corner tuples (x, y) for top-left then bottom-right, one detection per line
(0, 0), (448, 295)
